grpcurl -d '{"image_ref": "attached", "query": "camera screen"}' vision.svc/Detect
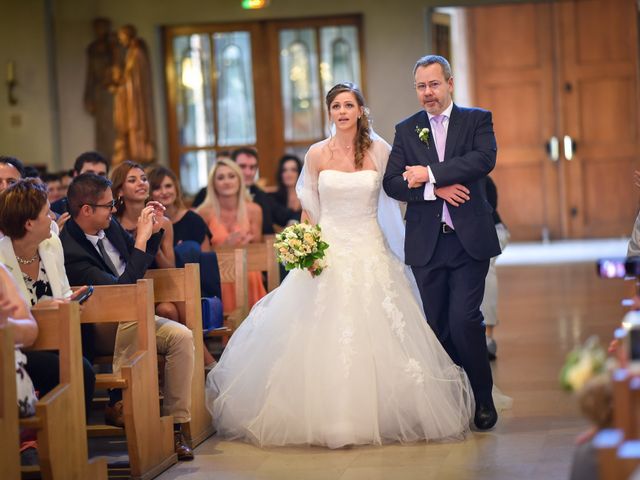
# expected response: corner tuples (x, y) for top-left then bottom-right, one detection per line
(598, 259), (627, 278)
(631, 329), (640, 361)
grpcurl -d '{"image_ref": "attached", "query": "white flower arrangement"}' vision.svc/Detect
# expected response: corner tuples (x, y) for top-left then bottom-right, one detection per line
(559, 335), (607, 392)
(274, 222), (329, 276)
(415, 125), (430, 147)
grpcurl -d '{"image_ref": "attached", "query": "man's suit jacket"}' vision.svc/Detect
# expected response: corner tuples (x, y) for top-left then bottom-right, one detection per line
(383, 104), (501, 266)
(59, 217), (163, 286)
(0, 234), (72, 302)
(249, 185), (295, 235)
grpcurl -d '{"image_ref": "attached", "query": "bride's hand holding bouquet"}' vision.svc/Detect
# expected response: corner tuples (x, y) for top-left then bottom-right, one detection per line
(274, 221), (329, 277)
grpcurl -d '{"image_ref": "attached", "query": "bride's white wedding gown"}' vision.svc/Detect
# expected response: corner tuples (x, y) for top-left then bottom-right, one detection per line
(206, 169), (475, 448)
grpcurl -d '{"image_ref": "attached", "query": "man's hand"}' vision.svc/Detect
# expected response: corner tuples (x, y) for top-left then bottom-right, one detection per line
(435, 184), (470, 207)
(634, 170), (640, 189)
(403, 165), (430, 189)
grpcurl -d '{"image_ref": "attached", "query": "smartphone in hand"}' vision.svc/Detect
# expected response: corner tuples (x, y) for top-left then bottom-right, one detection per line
(73, 285), (94, 304)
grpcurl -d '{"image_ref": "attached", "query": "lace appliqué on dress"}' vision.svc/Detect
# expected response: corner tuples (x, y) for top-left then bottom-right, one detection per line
(404, 358), (425, 385)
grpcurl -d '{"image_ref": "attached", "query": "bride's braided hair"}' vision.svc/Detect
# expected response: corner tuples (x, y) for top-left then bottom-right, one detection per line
(326, 82), (372, 170)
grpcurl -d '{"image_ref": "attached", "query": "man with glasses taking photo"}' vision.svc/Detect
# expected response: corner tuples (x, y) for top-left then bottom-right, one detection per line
(59, 173), (196, 461)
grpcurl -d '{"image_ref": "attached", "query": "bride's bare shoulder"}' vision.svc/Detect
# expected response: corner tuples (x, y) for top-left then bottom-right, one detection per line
(306, 139), (332, 167)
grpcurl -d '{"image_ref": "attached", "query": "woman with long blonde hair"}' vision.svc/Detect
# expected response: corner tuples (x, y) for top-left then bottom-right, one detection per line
(196, 158), (265, 309)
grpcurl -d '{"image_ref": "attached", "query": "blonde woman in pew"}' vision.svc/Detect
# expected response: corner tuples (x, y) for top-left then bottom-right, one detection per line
(196, 158), (266, 310)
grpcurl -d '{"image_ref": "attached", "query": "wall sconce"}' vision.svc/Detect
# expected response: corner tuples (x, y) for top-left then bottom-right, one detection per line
(6, 61), (17, 105)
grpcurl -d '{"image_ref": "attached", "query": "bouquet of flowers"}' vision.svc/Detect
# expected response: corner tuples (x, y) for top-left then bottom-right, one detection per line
(559, 335), (607, 392)
(273, 222), (329, 276)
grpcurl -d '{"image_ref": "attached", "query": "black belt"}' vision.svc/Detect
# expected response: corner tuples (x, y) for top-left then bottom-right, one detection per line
(441, 223), (455, 234)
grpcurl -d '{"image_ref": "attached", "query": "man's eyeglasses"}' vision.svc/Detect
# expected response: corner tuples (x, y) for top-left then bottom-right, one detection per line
(86, 199), (117, 210)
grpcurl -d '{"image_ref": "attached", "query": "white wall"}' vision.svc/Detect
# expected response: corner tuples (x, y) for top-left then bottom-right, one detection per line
(0, 1), (56, 169)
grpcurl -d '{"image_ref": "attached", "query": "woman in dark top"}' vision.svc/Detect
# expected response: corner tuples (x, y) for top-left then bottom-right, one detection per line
(147, 166), (212, 251)
(269, 154), (302, 222)
(147, 166), (217, 369)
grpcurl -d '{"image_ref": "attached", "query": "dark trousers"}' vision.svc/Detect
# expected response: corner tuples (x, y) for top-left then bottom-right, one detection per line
(411, 230), (493, 404)
(24, 351), (96, 418)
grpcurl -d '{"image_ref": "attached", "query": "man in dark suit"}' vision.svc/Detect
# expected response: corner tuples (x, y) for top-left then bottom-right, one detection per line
(232, 147), (296, 234)
(383, 55), (501, 430)
(59, 173), (195, 460)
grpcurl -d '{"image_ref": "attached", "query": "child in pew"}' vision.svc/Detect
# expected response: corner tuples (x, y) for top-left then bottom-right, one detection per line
(569, 374), (614, 480)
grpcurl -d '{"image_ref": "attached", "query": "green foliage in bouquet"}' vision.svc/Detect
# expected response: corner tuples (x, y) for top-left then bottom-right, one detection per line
(273, 222), (329, 275)
(559, 335), (607, 392)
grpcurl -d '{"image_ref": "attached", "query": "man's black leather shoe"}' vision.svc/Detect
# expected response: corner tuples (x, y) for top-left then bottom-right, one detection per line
(474, 403), (498, 430)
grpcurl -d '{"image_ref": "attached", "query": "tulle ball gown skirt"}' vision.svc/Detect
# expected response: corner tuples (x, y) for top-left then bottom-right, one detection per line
(206, 209), (474, 448)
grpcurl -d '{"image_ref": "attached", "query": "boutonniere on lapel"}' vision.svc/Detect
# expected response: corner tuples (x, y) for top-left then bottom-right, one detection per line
(415, 125), (430, 148)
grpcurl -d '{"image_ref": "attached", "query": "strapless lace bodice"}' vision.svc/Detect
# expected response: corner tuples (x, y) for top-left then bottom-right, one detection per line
(318, 169), (384, 250)
(318, 169), (380, 222)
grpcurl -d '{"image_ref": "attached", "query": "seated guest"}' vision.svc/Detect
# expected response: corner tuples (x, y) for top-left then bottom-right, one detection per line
(232, 148), (297, 234)
(269, 154), (302, 223)
(0, 179), (96, 416)
(196, 159), (266, 309)
(59, 169), (73, 197)
(0, 155), (25, 192)
(147, 166), (211, 252)
(42, 173), (64, 204)
(110, 161), (178, 321)
(270, 154), (303, 279)
(111, 161), (175, 268)
(147, 165), (218, 370)
(0, 160), (68, 233)
(191, 150), (231, 209)
(569, 375), (613, 480)
(50, 151), (110, 215)
(59, 173), (195, 460)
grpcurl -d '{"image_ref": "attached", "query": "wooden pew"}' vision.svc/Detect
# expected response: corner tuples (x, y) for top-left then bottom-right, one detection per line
(22, 303), (107, 479)
(144, 263), (215, 447)
(206, 249), (248, 344)
(82, 280), (176, 480)
(595, 369), (640, 479)
(0, 324), (20, 480)
(217, 235), (280, 292)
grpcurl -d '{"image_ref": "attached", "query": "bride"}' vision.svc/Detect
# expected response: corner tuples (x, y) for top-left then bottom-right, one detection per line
(206, 82), (476, 449)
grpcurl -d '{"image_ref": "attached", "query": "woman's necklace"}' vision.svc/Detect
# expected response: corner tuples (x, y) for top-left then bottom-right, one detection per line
(333, 138), (355, 161)
(16, 251), (39, 265)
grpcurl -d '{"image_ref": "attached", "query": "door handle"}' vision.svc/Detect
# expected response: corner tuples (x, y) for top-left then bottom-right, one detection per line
(546, 136), (559, 162)
(563, 135), (576, 161)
